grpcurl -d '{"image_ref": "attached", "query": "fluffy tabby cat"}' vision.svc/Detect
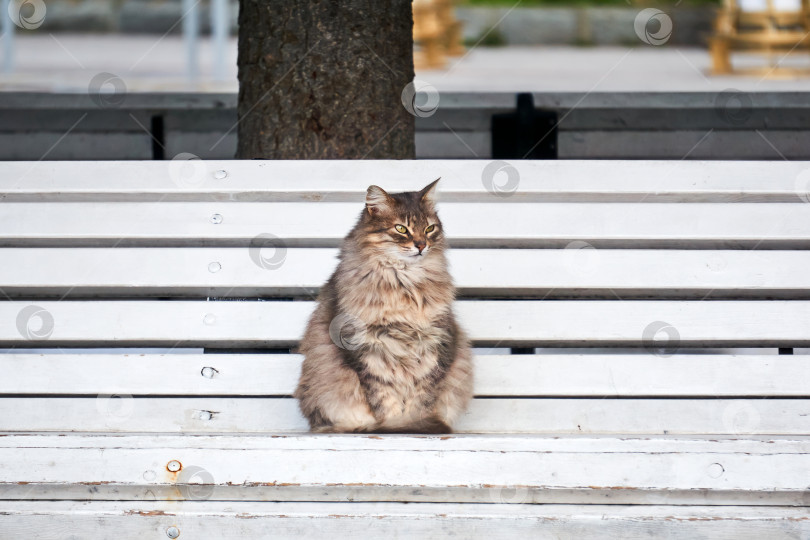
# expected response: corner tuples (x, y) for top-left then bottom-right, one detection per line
(295, 179), (473, 433)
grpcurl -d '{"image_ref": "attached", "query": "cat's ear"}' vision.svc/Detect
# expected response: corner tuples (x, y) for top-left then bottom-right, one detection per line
(419, 178), (440, 206)
(366, 185), (393, 217)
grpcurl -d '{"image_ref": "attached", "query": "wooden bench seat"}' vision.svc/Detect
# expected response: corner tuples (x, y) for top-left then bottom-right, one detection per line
(1, 160), (810, 536)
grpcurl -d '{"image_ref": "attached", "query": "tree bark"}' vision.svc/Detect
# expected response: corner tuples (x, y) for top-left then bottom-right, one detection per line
(237, 1), (415, 159)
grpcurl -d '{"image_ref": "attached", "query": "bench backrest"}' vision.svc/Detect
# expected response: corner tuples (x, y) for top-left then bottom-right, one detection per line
(1, 159), (810, 435)
(3, 93), (810, 161)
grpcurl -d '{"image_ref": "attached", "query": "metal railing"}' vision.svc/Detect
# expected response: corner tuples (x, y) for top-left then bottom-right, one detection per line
(1, 0), (231, 80)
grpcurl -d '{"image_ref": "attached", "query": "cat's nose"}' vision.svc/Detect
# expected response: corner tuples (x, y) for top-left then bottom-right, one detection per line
(414, 240), (426, 254)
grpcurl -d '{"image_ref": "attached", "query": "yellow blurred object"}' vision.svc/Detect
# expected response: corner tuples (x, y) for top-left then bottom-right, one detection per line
(710, 0), (810, 76)
(413, 0), (466, 70)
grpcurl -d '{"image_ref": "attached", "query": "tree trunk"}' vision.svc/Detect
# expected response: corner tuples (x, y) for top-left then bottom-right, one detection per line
(236, 1), (415, 159)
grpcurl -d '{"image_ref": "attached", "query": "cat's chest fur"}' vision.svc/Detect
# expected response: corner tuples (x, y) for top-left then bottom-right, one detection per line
(337, 258), (454, 421)
(339, 255), (452, 329)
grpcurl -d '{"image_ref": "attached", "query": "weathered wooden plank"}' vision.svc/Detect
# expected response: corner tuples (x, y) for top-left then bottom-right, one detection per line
(5, 90), (809, 114)
(1, 434), (808, 504)
(162, 110), (238, 132)
(1, 354), (807, 397)
(164, 132), (237, 160)
(7, 432), (809, 452)
(556, 108), (810, 131)
(414, 105), (810, 132)
(456, 398), (810, 435)
(416, 131), (491, 158)
(0, 396), (806, 435)
(1, 501), (807, 538)
(3, 91), (810, 112)
(0, 397), (308, 432)
(0, 134), (152, 161)
(421, 131), (810, 160)
(419, 91), (810, 117)
(3, 160), (810, 203)
(4, 103), (809, 134)
(0, 92), (239, 110)
(0, 354), (306, 396)
(560, 131), (810, 160)
(1, 300), (809, 348)
(2, 202), (810, 248)
(0, 110), (154, 132)
(1, 248), (809, 299)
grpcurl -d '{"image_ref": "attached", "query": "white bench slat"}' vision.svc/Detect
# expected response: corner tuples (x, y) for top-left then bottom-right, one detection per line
(1, 434), (808, 504)
(1, 300), (809, 347)
(2, 354), (807, 397)
(3, 248), (810, 299)
(3, 202), (810, 248)
(8, 432), (809, 451)
(3, 160), (810, 202)
(1, 501), (807, 538)
(0, 397), (806, 435)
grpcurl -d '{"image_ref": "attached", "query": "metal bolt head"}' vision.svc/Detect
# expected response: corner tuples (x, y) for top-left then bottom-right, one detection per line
(166, 526), (180, 539)
(210, 213), (223, 224)
(198, 410), (212, 421)
(203, 313), (216, 326)
(214, 169), (228, 180)
(201, 366), (217, 379)
(167, 460), (182, 472)
(208, 262), (221, 273)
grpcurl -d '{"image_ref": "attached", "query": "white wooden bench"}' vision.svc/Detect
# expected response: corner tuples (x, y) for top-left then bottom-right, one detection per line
(1, 159), (810, 537)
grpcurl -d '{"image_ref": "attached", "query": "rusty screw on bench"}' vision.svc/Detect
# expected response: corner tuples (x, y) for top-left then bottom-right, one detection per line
(167, 460), (182, 472)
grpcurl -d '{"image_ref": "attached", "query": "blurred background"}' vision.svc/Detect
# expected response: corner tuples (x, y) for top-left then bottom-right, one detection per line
(3, 0), (810, 91)
(1, 0), (810, 159)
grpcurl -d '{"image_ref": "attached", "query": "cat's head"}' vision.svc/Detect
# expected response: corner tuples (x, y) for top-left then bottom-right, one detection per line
(358, 178), (445, 263)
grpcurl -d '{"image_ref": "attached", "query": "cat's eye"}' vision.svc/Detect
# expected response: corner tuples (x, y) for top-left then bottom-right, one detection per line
(395, 225), (408, 234)
(425, 225), (436, 233)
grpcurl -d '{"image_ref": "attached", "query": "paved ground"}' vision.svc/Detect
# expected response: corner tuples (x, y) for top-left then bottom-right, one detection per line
(2, 34), (810, 92)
